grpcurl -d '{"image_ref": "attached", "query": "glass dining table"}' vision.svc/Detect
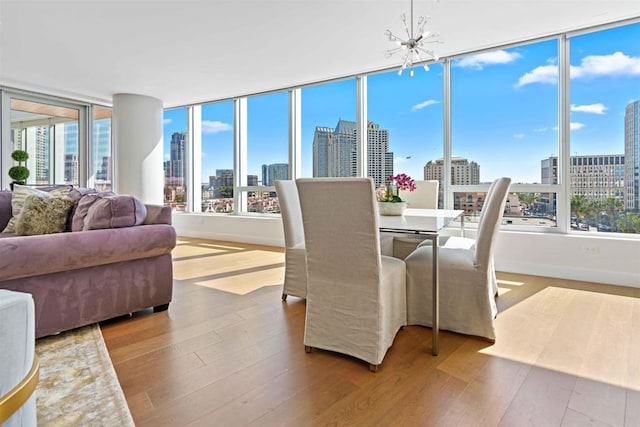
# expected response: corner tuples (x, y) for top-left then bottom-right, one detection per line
(378, 208), (465, 356)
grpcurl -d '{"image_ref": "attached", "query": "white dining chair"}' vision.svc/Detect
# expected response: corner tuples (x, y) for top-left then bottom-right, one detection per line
(275, 180), (307, 301)
(400, 180), (439, 209)
(417, 177), (502, 296)
(296, 177), (407, 372)
(403, 177), (511, 341)
(391, 180), (440, 259)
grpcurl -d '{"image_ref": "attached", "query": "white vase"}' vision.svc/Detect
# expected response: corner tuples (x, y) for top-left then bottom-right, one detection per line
(378, 201), (407, 216)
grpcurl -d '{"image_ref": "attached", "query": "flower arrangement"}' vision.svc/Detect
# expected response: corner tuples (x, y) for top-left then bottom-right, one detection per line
(376, 173), (416, 203)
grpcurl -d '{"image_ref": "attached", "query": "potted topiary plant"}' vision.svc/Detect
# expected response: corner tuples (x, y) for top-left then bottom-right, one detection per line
(8, 149), (30, 190)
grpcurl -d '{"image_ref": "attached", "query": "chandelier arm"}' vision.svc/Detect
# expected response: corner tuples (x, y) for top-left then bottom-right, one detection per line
(416, 46), (439, 61)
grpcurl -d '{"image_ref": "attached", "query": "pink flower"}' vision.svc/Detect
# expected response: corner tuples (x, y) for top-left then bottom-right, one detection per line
(388, 174), (416, 192)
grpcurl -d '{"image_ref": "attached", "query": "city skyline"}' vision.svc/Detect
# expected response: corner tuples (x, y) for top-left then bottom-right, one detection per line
(163, 22), (640, 186)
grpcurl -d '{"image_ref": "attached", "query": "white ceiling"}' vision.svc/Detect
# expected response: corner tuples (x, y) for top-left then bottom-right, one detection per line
(1, 0), (639, 108)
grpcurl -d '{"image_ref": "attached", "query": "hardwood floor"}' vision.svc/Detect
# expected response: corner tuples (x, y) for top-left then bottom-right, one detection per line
(100, 237), (640, 426)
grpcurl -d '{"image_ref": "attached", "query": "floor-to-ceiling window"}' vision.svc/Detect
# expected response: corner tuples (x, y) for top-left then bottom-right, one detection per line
(569, 22), (640, 234)
(245, 91), (289, 214)
(93, 106), (112, 191)
(368, 66), (444, 204)
(200, 101), (234, 213)
(163, 107), (188, 210)
(451, 40), (560, 227)
(301, 79), (357, 180)
(155, 19), (639, 236)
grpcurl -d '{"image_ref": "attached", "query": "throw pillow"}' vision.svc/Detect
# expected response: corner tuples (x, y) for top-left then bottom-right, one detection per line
(83, 195), (147, 231)
(2, 184), (70, 233)
(66, 188), (98, 231)
(15, 195), (75, 236)
(70, 191), (115, 231)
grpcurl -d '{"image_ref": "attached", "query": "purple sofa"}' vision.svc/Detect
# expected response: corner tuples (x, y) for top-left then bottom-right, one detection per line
(0, 190), (177, 338)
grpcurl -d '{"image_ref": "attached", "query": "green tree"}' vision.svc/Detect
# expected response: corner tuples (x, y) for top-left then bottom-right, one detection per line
(570, 195), (588, 225)
(517, 192), (537, 210)
(601, 197), (624, 227)
(616, 212), (640, 234)
(219, 186), (233, 198)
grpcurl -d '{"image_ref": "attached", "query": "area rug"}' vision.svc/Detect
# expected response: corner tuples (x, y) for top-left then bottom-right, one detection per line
(35, 324), (134, 426)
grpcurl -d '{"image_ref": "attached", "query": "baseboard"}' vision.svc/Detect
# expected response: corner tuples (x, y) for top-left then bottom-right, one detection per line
(177, 229), (284, 248)
(498, 260), (640, 289)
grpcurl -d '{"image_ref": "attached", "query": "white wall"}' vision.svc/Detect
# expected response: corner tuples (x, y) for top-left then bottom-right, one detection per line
(173, 213), (284, 247)
(173, 213), (640, 288)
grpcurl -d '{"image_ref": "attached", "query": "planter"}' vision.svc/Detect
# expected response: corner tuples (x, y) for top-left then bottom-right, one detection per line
(378, 201), (407, 216)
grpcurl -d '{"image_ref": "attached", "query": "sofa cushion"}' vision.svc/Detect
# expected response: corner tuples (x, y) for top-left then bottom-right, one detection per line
(2, 185), (71, 234)
(71, 191), (115, 232)
(83, 195), (147, 231)
(15, 195), (75, 236)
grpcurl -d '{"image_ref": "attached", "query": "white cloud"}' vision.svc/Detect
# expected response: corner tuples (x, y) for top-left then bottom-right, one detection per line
(571, 51), (640, 78)
(202, 120), (232, 134)
(163, 118), (172, 125)
(411, 99), (439, 112)
(533, 127), (548, 132)
(570, 122), (585, 130)
(164, 153), (170, 160)
(516, 64), (558, 87)
(455, 50), (522, 70)
(517, 52), (640, 87)
(513, 133), (525, 139)
(570, 103), (607, 114)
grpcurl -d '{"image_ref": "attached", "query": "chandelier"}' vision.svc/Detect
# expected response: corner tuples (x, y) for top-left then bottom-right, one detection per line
(384, 0), (441, 77)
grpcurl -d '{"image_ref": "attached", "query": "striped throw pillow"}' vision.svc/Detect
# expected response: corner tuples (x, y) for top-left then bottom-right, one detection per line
(2, 184), (71, 233)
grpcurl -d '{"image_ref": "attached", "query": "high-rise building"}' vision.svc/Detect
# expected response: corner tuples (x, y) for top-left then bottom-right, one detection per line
(262, 163), (289, 186)
(540, 154), (625, 213)
(63, 123), (78, 185)
(93, 118), (111, 188)
(96, 156), (111, 182)
(247, 175), (259, 186)
(31, 126), (50, 185)
(367, 121), (393, 187)
(168, 131), (186, 187)
(625, 100), (640, 210)
(312, 126), (332, 178)
(312, 119), (393, 187)
(424, 157), (481, 188)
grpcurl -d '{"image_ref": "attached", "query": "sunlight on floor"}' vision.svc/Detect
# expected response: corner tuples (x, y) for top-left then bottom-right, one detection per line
(194, 264), (284, 295)
(480, 284), (640, 391)
(173, 249), (284, 281)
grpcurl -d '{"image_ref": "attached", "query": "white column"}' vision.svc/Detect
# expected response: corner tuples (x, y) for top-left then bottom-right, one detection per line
(112, 93), (163, 204)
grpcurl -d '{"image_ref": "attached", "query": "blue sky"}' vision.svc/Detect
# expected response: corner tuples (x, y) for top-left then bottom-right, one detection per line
(164, 22), (640, 185)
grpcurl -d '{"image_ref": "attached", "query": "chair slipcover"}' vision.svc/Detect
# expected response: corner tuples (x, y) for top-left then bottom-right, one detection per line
(404, 177), (511, 340)
(417, 177), (501, 295)
(276, 179), (394, 300)
(296, 177), (407, 369)
(275, 180), (307, 300)
(0, 290), (37, 427)
(399, 180), (439, 209)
